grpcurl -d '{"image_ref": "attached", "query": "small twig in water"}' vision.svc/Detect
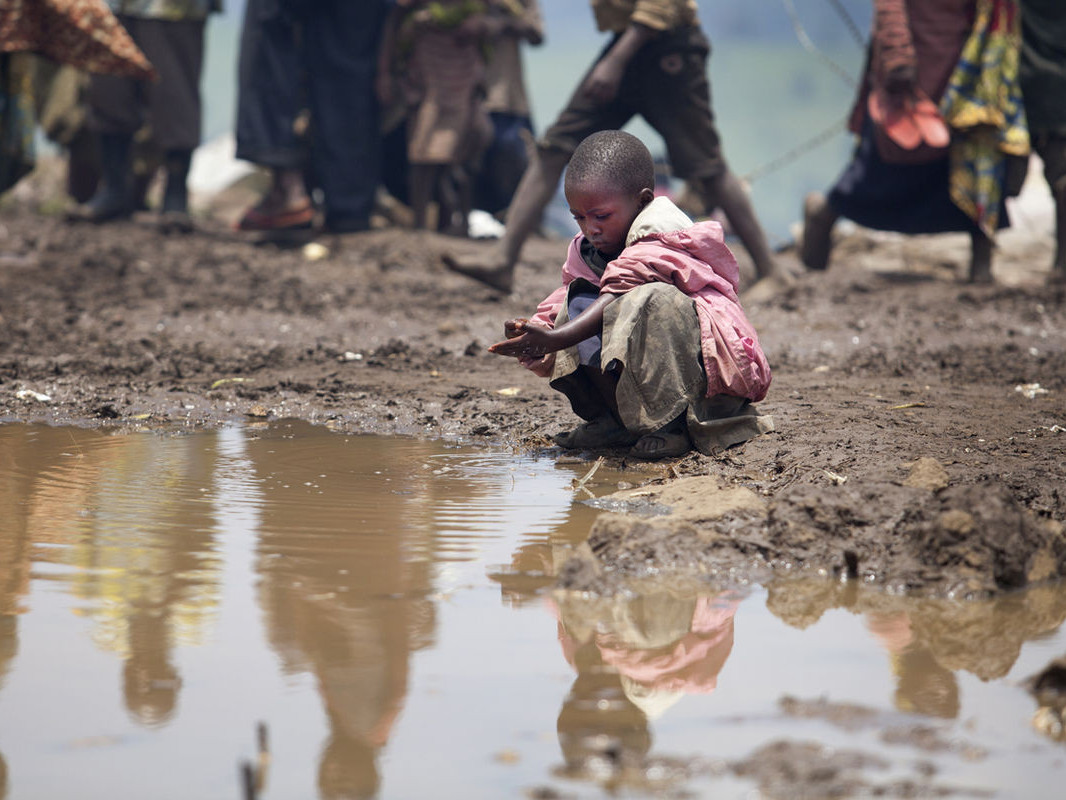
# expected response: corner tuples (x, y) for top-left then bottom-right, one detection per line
(256, 721), (270, 793)
(571, 457), (604, 493)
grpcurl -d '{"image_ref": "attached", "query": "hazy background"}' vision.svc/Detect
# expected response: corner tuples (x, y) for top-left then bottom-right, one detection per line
(200, 0), (874, 245)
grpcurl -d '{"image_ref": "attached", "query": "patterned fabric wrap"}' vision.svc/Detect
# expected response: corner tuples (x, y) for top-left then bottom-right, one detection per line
(106, 0), (219, 21)
(0, 0), (157, 79)
(940, 0), (1030, 236)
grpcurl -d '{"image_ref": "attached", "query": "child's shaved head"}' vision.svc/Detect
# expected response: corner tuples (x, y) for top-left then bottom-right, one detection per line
(564, 130), (655, 198)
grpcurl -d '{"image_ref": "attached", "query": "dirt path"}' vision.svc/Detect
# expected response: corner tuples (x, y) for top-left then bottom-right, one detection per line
(2, 191), (1065, 598)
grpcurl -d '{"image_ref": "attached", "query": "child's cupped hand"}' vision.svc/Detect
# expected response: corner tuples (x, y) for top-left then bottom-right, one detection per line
(489, 318), (555, 358)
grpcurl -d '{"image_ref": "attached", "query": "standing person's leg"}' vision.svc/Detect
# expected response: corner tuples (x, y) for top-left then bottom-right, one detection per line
(409, 163), (437, 231)
(442, 45), (630, 292)
(137, 18), (206, 231)
(302, 0), (388, 233)
(800, 191), (840, 270)
(634, 27), (788, 290)
(473, 113), (532, 216)
(83, 16), (144, 222)
(1035, 134), (1066, 282)
(234, 0), (311, 230)
(1054, 181), (1066, 282)
(442, 147), (571, 291)
(968, 229), (994, 283)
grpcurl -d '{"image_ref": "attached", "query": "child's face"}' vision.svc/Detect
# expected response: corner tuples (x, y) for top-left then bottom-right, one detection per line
(565, 182), (653, 259)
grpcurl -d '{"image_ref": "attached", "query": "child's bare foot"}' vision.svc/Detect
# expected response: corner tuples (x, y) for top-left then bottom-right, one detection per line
(553, 415), (639, 449)
(441, 251), (515, 293)
(800, 192), (836, 271)
(629, 429), (691, 460)
(628, 416), (691, 460)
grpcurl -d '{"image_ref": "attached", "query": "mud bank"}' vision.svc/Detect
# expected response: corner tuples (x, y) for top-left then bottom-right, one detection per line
(560, 470), (1065, 599)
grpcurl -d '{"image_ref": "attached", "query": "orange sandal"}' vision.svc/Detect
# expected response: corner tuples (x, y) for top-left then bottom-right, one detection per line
(235, 201), (314, 232)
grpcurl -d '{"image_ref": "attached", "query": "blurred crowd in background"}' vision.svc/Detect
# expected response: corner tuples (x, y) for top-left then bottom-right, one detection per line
(2, 0), (1064, 286)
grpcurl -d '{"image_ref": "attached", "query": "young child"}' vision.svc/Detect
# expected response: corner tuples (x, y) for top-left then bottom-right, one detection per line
(377, 0), (493, 235)
(489, 131), (773, 460)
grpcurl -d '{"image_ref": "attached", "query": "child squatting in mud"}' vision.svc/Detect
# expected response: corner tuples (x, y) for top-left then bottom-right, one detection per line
(489, 130), (774, 460)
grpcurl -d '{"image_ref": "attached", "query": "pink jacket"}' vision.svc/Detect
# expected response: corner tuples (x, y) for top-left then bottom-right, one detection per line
(525, 200), (771, 402)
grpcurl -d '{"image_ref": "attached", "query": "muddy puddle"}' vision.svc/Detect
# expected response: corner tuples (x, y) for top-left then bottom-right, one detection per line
(1, 421), (1065, 799)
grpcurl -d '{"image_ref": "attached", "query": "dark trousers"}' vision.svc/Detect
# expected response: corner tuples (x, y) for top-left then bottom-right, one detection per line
(235, 0), (388, 228)
(89, 16), (205, 152)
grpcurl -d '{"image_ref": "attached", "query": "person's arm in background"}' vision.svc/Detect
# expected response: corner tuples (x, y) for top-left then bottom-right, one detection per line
(874, 0), (917, 95)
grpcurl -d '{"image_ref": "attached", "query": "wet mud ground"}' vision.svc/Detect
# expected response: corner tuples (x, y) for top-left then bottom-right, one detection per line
(1, 192), (1064, 600)
(3, 182), (1066, 796)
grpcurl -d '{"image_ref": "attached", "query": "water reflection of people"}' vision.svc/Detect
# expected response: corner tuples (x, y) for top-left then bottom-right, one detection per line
(0, 427), (222, 726)
(550, 590), (738, 788)
(766, 578), (1066, 721)
(0, 614), (14, 800)
(245, 430), (441, 799)
(0, 425), (224, 797)
(0, 426), (71, 800)
(63, 433), (222, 726)
(865, 611), (959, 719)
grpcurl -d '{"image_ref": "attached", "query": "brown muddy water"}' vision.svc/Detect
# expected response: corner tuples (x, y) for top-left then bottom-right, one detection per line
(1, 421), (1065, 800)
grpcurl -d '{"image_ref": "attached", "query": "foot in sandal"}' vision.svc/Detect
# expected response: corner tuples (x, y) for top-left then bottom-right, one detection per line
(629, 417), (692, 460)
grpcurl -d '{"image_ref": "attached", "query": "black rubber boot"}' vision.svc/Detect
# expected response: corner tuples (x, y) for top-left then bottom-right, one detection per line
(159, 149), (193, 233)
(83, 132), (132, 223)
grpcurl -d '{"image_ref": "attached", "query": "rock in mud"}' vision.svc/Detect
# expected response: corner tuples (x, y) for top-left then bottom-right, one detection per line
(902, 457), (951, 492)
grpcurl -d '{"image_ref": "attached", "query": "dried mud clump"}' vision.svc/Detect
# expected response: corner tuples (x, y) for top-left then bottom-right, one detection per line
(905, 483), (1066, 597)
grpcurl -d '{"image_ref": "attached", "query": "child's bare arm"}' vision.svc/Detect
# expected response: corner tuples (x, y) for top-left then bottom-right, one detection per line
(489, 295), (616, 358)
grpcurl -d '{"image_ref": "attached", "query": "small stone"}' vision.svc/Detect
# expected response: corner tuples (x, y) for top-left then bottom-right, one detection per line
(903, 457), (950, 492)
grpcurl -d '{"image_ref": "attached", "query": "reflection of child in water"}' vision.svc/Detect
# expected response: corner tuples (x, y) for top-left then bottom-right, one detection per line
(554, 591), (738, 720)
(489, 130), (772, 460)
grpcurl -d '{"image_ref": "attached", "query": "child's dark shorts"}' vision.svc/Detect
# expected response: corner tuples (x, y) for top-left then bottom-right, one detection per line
(537, 25), (725, 181)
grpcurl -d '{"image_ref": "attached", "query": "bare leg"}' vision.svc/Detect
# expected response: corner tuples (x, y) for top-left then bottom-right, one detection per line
(438, 165), (472, 237)
(968, 229), (994, 283)
(442, 147), (570, 293)
(410, 164), (436, 230)
(800, 191), (839, 271)
(436, 167), (461, 235)
(1050, 183), (1066, 284)
(697, 170), (791, 284)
